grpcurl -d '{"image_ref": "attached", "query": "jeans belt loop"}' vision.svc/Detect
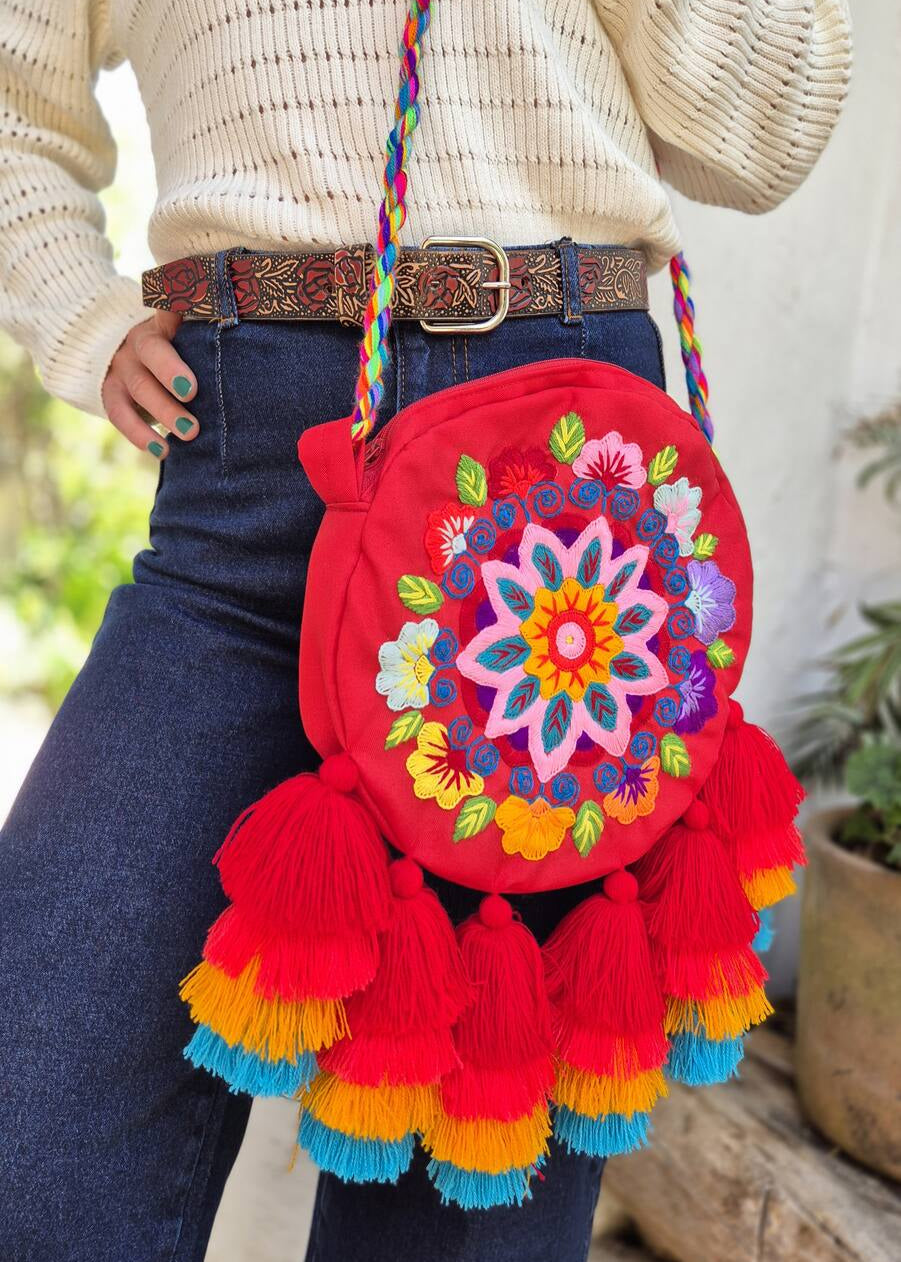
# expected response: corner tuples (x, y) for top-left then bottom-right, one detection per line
(557, 237), (583, 326)
(215, 247), (247, 328)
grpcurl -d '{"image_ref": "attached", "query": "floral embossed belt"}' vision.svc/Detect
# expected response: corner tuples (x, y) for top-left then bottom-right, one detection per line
(141, 242), (648, 328)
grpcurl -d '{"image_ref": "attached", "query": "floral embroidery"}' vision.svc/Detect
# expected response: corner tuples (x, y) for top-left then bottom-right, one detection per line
(376, 620), (439, 710)
(457, 518), (667, 782)
(495, 794), (576, 861)
(375, 417), (743, 863)
(603, 756), (660, 824)
(424, 503), (477, 575)
(673, 650), (717, 735)
(573, 431), (647, 489)
(406, 721), (485, 809)
(685, 559), (737, 645)
(487, 447), (556, 500)
(653, 477), (702, 557)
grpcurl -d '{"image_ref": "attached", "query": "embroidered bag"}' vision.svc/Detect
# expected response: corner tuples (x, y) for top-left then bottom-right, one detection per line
(180, 0), (804, 1210)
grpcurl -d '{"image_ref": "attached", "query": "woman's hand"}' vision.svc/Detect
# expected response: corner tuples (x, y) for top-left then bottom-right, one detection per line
(101, 310), (199, 460)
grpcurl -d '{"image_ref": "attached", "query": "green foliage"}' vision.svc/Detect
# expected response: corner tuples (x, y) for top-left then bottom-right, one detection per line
(572, 800), (603, 857)
(453, 794), (496, 842)
(548, 412), (585, 464)
(0, 336), (155, 709)
(455, 454), (487, 506)
(396, 574), (444, 614)
(844, 402), (901, 507)
(838, 745), (901, 869)
(660, 732), (690, 777)
(647, 445), (678, 486)
(384, 711), (424, 749)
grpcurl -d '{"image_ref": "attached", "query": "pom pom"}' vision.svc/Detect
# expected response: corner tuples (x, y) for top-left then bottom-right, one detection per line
(318, 752), (359, 793)
(319, 864), (470, 1086)
(682, 800), (709, 831)
(214, 770), (390, 938)
(422, 900), (553, 1208)
(603, 868), (639, 903)
(699, 710), (805, 911)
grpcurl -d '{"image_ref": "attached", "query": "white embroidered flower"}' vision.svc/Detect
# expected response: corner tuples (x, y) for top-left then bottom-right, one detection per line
(376, 619), (440, 711)
(652, 477), (703, 557)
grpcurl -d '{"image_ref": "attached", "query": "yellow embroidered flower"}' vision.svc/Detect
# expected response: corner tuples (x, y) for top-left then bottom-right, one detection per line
(603, 756), (660, 825)
(495, 794), (576, 862)
(520, 578), (624, 702)
(405, 721), (484, 811)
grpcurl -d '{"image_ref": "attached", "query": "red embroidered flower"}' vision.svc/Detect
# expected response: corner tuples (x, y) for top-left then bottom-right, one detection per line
(161, 257), (209, 312)
(487, 446), (556, 500)
(296, 257), (332, 309)
(230, 258), (261, 315)
(424, 502), (477, 575)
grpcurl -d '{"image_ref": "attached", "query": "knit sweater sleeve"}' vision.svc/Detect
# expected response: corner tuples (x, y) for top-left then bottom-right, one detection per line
(593, 0), (852, 212)
(0, 0), (149, 417)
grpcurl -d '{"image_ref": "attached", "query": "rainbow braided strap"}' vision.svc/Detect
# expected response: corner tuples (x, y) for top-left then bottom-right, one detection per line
(669, 252), (713, 442)
(351, 0), (431, 441)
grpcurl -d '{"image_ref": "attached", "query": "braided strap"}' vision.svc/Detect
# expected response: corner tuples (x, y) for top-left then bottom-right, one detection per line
(351, 0), (431, 442)
(669, 252), (713, 443)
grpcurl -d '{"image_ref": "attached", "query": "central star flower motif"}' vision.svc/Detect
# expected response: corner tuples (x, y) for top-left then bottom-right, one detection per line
(457, 519), (669, 782)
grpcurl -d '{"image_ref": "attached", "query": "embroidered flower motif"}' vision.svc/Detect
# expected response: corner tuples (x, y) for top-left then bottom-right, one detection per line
(405, 721), (485, 810)
(652, 478), (702, 557)
(685, 560), (737, 646)
(674, 650), (718, 735)
(603, 756), (660, 824)
(376, 619), (439, 711)
(424, 502), (478, 575)
(487, 446), (557, 500)
(494, 794), (576, 862)
(457, 518), (668, 782)
(573, 431), (647, 489)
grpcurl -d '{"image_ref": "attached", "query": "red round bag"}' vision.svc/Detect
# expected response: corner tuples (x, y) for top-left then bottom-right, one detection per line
(298, 358), (752, 892)
(178, 0), (805, 1211)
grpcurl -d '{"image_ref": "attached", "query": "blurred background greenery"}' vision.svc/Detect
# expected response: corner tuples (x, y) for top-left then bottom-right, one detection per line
(0, 67), (156, 712)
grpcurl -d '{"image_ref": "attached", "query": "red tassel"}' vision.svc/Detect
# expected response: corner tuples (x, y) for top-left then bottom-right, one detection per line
(700, 701), (805, 859)
(633, 802), (758, 953)
(215, 754), (390, 938)
(544, 872), (667, 1079)
(319, 858), (471, 1086)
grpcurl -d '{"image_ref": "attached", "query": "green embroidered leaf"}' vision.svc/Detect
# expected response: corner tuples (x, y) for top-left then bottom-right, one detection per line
(572, 801), (604, 857)
(397, 574), (444, 614)
(456, 454), (488, 506)
(384, 711), (424, 750)
(706, 638), (735, 669)
(549, 412), (586, 464)
(648, 445), (679, 486)
(453, 795), (497, 842)
(660, 732), (691, 778)
(693, 533), (718, 560)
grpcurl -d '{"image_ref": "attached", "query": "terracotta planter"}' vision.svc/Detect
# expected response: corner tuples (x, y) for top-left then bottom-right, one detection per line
(796, 809), (901, 1181)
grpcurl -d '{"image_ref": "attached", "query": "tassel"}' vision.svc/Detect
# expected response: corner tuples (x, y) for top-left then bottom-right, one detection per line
(180, 754), (391, 1096)
(422, 895), (554, 1209)
(700, 700), (806, 908)
(666, 1031), (745, 1086)
(299, 859), (470, 1185)
(635, 802), (772, 1041)
(544, 870), (668, 1158)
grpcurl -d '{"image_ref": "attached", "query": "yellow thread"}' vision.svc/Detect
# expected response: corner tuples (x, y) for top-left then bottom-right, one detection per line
(302, 1073), (438, 1141)
(664, 987), (773, 1041)
(742, 866), (796, 910)
(553, 1063), (667, 1117)
(179, 960), (347, 1058)
(422, 1103), (551, 1174)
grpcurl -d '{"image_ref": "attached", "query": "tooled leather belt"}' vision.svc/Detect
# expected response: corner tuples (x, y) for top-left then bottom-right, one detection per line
(141, 241), (648, 330)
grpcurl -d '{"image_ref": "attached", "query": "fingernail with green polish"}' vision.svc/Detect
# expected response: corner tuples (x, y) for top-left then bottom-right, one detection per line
(148, 440), (165, 459)
(175, 416), (195, 435)
(173, 375), (193, 398)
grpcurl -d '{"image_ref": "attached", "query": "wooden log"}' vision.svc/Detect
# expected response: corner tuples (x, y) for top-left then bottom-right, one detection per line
(601, 1032), (901, 1262)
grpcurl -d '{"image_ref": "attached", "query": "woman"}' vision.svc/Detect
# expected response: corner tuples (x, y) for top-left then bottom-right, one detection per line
(0, 3), (851, 1260)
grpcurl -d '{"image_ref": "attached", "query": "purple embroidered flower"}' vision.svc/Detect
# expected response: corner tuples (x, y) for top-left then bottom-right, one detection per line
(685, 559), (736, 645)
(674, 650), (717, 735)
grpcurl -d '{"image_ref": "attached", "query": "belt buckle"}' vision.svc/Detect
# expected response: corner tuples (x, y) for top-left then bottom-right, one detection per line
(419, 236), (511, 334)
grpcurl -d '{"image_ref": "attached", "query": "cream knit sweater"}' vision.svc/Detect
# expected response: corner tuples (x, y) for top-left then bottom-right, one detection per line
(0, 1), (851, 418)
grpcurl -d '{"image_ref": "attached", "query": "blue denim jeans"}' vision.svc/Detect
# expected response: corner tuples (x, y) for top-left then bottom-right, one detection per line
(0, 243), (665, 1262)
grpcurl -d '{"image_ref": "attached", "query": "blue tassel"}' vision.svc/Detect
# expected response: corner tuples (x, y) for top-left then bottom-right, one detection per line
(298, 1113), (414, 1184)
(184, 1024), (317, 1097)
(753, 906), (775, 953)
(665, 1031), (745, 1086)
(427, 1158), (542, 1210)
(553, 1106), (650, 1157)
